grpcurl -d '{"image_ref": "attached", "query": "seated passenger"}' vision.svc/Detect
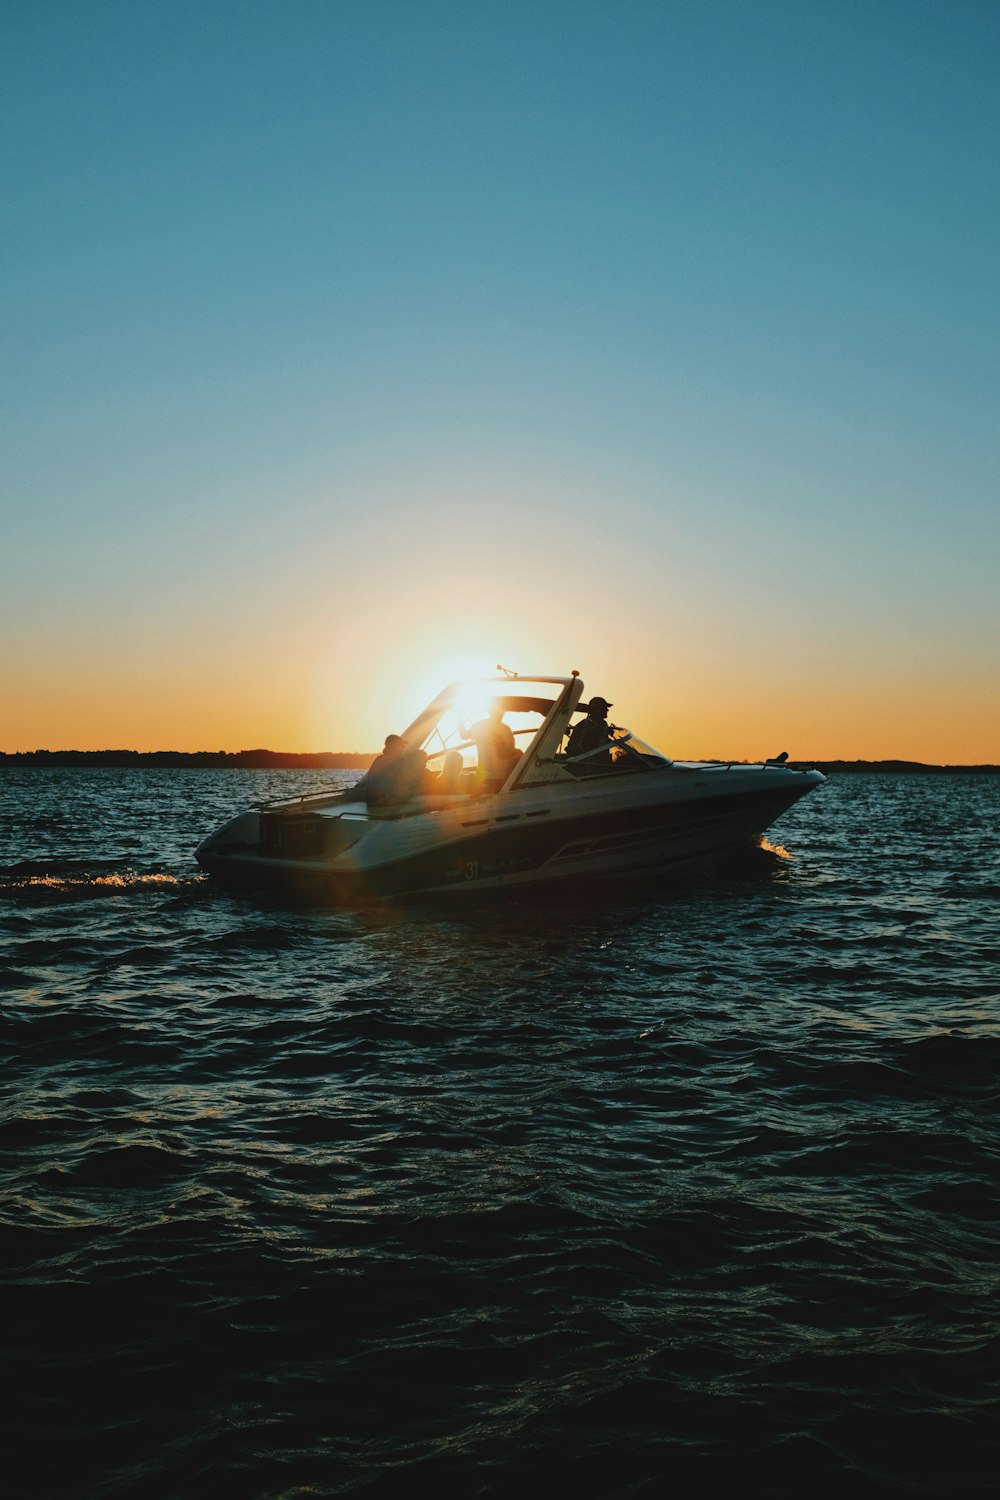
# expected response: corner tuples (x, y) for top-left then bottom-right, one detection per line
(463, 704), (518, 793)
(437, 749), (464, 795)
(366, 735), (426, 807)
(566, 696), (614, 766)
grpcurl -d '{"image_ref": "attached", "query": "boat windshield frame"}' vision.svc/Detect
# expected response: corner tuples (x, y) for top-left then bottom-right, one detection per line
(399, 674), (582, 792)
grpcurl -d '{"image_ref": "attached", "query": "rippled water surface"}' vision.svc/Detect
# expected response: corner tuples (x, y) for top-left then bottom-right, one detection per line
(3, 768), (999, 1497)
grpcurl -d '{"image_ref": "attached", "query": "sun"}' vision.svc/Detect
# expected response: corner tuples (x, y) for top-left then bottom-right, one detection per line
(403, 655), (500, 718)
(391, 625), (545, 723)
(305, 620), (549, 753)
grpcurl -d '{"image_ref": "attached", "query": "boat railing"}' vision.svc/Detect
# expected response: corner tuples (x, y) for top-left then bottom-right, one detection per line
(255, 783), (362, 811)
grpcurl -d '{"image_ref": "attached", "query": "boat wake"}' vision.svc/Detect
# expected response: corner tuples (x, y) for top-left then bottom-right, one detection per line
(0, 862), (206, 903)
(758, 836), (792, 859)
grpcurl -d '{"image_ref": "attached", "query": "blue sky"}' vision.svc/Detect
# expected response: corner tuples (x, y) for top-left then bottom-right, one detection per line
(3, 0), (998, 758)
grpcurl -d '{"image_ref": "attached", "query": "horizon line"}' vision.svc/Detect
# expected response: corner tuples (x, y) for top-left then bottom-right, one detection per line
(2, 749), (998, 773)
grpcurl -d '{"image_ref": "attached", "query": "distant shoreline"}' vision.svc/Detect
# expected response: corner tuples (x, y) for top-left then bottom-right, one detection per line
(795, 759), (999, 775)
(0, 750), (375, 769)
(1, 750), (997, 774)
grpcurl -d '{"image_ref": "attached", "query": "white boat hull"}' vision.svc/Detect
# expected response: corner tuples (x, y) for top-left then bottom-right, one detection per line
(196, 762), (823, 901)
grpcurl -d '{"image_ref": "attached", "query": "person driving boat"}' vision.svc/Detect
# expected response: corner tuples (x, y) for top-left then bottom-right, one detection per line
(566, 696), (615, 766)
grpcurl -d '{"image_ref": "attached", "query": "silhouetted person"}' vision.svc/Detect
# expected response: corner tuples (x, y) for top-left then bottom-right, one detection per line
(437, 749), (464, 794)
(566, 696), (614, 766)
(464, 704), (518, 792)
(366, 734), (426, 807)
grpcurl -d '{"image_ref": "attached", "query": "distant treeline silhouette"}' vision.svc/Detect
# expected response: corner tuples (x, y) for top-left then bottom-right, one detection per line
(794, 760), (999, 775)
(1, 751), (996, 773)
(1, 750), (375, 768)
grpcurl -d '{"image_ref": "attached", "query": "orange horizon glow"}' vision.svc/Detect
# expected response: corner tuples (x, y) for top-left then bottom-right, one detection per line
(3, 642), (998, 765)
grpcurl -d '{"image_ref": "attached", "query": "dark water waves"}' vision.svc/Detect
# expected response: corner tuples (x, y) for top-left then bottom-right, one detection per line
(3, 768), (999, 1497)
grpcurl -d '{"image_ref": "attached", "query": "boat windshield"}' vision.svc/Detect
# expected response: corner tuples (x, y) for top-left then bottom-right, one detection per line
(414, 680), (568, 777)
(611, 730), (671, 763)
(556, 721), (671, 777)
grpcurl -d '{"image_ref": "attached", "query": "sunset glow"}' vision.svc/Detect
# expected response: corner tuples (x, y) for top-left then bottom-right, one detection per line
(3, 3), (997, 766)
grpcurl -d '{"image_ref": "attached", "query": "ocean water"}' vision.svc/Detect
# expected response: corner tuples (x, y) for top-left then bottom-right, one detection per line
(3, 767), (999, 1498)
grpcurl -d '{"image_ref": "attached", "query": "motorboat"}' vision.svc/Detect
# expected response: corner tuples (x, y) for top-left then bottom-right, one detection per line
(196, 670), (824, 899)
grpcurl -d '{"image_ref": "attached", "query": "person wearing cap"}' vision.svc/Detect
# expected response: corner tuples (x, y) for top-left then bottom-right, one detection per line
(566, 696), (615, 765)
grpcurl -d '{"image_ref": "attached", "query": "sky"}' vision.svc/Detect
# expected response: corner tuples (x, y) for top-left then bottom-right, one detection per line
(2, 0), (998, 762)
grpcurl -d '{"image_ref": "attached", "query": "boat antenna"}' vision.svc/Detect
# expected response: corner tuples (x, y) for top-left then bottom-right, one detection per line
(496, 664), (517, 679)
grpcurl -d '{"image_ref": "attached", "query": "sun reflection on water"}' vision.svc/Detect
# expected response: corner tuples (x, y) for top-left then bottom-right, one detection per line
(8, 872), (191, 896)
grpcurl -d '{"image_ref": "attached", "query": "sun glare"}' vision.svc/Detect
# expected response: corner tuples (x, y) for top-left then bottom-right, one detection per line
(445, 682), (499, 728)
(306, 627), (542, 753)
(405, 660), (496, 717)
(387, 629), (544, 731)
